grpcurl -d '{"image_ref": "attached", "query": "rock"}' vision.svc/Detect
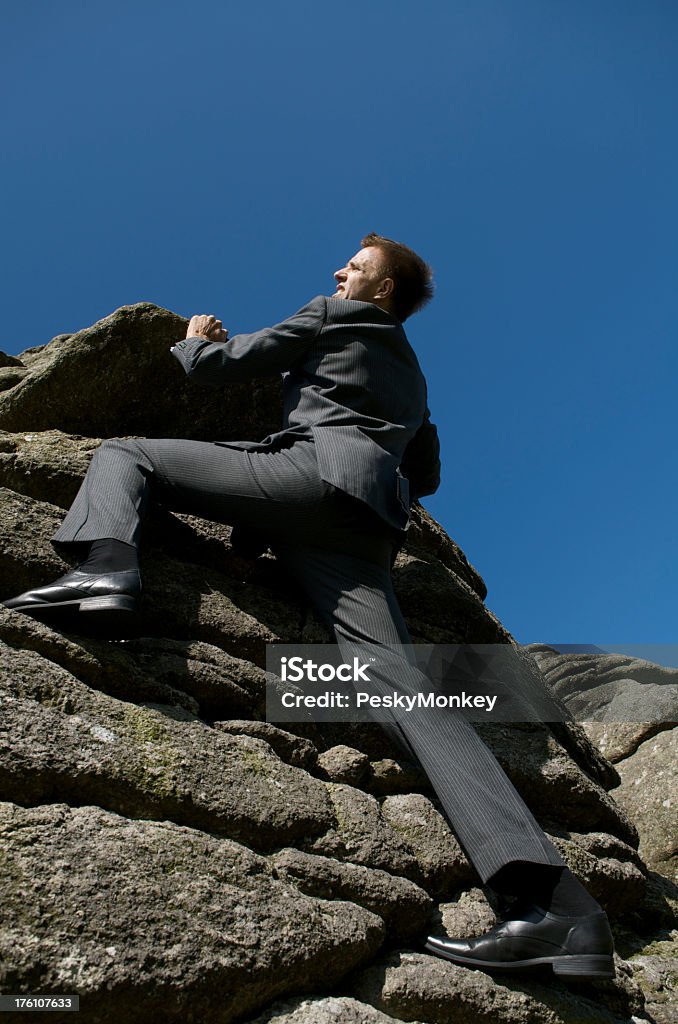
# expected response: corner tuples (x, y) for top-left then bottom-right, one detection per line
(0, 429), (97, 508)
(0, 488), (68, 596)
(245, 995), (420, 1024)
(0, 643), (333, 849)
(0, 366), (29, 391)
(0, 802), (384, 1023)
(549, 834), (646, 913)
(474, 721), (639, 848)
(368, 757), (430, 797)
(0, 608), (275, 720)
(271, 848), (433, 941)
(527, 646), (678, 741)
(140, 551), (300, 658)
(628, 941), (678, 1024)
(0, 607), (200, 713)
(18, 341), (60, 364)
(215, 720), (318, 768)
(634, 870), (678, 933)
(317, 745), (370, 784)
(392, 551), (509, 644)
(583, 722), (669, 765)
(0, 303), (282, 441)
(433, 886), (498, 938)
(312, 722), (423, 764)
(545, 719), (621, 791)
(404, 502), (487, 600)
(0, 352), (25, 367)
(118, 637), (269, 719)
(613, 728), (678, 882)
(310, 784), (422, 881)
(563, 829), (645, 867)
(381, 794), (472, 897)
(347, 949), (646, 1024)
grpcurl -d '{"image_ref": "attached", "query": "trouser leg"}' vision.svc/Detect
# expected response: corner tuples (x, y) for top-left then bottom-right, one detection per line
(52, 437), (331, 552)
(273, 541), (565, 883)
(52, 436), (564, 881)
(54, 439), (154, 549)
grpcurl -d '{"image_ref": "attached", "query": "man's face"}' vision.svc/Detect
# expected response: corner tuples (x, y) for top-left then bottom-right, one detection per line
(333, 246), (389, 303)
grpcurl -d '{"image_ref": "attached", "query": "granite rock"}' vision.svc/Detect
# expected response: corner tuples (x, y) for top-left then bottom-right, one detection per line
(309, 784), (422, 882)
(381, 793), (473, 897)
(0, 303), (282, 441)
(0, 802), (383, 1023)
(613, 728), (678, 882)
(244, 996), (421, 1024)
(0, 643), (333, 849)
(317, 745), (371, 785)
(271, 847), (433, 941)
(347, 948), (646, 1024)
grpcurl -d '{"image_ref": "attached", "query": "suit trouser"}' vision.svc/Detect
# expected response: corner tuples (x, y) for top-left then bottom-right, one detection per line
(54, 437), (564, 882)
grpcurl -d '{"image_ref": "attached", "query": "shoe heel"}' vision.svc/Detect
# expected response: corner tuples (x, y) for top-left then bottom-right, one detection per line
(552, 955), (615, 979)
(79, 595), (138, 614)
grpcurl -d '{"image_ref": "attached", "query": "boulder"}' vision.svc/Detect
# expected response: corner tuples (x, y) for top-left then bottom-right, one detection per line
(309, 784), (422, 882)
(245, 996), (420, 1024)
(346, 948), (645, 1024)
(0, 351), (25, 367)
(214, 719), (318, 768)
(628, 940), (678, 1024)
(0, 303), (281, 441)
(317, 744), (371, 785)
(380, 794), (472, 897)
(0, 429), (96, 508)
(473, 721), (639, 847)
(271, 847), (433, 941)
(612, 728), (678, 882)
(527, 645), (678, 761)
(0, 802), (383, 1023)
(0, 643), (333, 848)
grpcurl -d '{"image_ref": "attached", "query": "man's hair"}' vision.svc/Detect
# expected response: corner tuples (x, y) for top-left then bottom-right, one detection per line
(361, 232), (434, 321)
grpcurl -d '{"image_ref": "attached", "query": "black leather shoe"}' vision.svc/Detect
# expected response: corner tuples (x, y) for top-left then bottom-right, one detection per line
(4, 569), (141, 625)
(424, 903), (615, 978)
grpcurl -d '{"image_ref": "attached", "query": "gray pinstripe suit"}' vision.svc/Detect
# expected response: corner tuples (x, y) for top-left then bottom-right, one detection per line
(54, 295), (564, 882)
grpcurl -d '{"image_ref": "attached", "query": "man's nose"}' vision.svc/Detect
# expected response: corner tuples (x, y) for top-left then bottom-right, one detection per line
(334, 267), (346, 281)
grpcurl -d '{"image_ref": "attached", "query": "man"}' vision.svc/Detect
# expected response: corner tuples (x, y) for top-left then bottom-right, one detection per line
(4, 234), (614, 978)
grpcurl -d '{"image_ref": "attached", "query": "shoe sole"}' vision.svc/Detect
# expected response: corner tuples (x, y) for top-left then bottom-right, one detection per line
(7, 594), (138, 613)
(9, 595), (140, 637)
(423, 942), (615, 979)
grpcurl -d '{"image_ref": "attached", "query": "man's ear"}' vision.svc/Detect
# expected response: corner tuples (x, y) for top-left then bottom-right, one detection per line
(374, 277), (395, 300)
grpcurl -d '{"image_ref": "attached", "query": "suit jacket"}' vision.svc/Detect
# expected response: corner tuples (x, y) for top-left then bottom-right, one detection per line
(171, 295), (441, 532)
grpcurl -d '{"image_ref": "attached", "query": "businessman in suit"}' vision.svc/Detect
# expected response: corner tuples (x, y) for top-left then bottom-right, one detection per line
(4, 234), (613, 977)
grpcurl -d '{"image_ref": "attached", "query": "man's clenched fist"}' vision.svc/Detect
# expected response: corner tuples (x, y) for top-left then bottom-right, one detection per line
(186, 314), (228, 342)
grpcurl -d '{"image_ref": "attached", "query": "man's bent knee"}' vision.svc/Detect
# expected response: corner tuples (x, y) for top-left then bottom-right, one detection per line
(95, 438), (144, 459)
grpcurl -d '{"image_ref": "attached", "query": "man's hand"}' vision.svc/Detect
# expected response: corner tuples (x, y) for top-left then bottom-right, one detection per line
(186, 314), (229, 343)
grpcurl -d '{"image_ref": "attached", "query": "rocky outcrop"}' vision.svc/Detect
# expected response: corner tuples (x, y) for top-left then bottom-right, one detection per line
(528, 646), (678, 882)
(614, 730), (677, 883)
(0, 803), (384, 1023)
(527, 646), (678, 761)
(528, 646), (678, 1023)
(0, 305), (675, 1023)
(0, 304), (282, 442)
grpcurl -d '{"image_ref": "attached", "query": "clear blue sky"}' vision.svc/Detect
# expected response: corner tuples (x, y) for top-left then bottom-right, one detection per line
(1, 1), (676, 644)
